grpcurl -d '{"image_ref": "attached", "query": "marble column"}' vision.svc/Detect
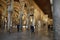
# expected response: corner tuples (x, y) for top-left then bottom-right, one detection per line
(3, 7), (7, 31)
(8, 12), (11, 30)
(31, 8), (34, 26)
(19, 0), (25, 30)
(7, 0), (13, 30)
(26, 13), (30, 29)
(53, 0), (60, 40)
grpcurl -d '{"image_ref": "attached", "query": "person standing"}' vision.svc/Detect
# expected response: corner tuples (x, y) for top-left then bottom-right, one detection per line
(17, 24), (20, 32)
(31, 25), (34, 32)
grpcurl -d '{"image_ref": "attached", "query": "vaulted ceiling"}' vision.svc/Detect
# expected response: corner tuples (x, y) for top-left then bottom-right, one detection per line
(0, 0), (52, 19)
(0, 0), (53, 26)
(34, 0), (52, 19)
(14, 0), (52, 19)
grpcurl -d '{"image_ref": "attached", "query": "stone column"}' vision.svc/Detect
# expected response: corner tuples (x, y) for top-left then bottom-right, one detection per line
(7, 1), (10, 30)
(53, 0), (60, 40)
(3, 7), (7, 31)
(26, 13), (30, 29)
(26, 4), (31, 30)
(19, 9), (22, 30)
(31, 7), (34, 26)
(19, 0), (25, 30)
(7, 0), (13, 30)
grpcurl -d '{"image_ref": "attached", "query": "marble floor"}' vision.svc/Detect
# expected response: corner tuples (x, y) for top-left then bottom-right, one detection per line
(0, 30), (54, 40)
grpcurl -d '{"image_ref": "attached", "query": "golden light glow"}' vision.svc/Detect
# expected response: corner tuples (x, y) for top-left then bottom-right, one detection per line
(0, 0), (53, 26)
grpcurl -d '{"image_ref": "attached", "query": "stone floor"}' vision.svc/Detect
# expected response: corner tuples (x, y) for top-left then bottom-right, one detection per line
(0, 30), (54, 40)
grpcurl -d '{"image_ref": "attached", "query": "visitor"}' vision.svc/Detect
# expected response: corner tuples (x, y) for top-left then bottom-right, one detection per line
(17, 24), (20, 32)
(30, 25), (34, 32)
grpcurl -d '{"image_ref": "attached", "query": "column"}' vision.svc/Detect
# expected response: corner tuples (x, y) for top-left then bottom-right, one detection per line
(19, 0), (25, 30)
(7, 0), (13, 30)
(3, 7), (7, 31)
(26, 13), (30, 29)
(31, 7), (34, 26)
(45, 15), (48, 33)
(26, 3), (31, 30)
(7, 0), (10, 30)
(53, 0), (60, 40)
(19, 11), (23, 30)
